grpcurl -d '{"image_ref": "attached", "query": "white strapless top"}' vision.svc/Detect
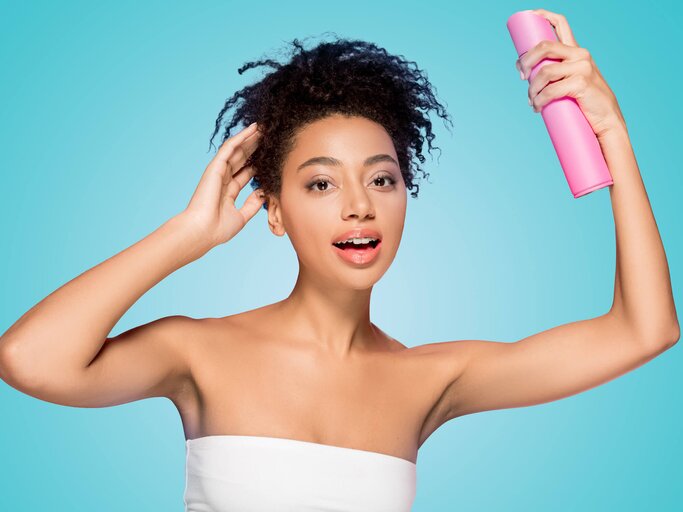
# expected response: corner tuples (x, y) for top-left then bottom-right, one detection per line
(184, 435), (417, 511)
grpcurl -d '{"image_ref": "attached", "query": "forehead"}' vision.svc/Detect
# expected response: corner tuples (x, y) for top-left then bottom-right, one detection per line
(285, 114), (396, 166)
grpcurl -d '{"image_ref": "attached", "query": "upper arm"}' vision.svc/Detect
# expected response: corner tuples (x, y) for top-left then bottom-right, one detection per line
(440, 313), (675, 421)
(16, 315), (195, 408)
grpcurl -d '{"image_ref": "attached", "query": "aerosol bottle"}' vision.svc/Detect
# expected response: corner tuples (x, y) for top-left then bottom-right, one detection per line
(507, 10), (613, 198)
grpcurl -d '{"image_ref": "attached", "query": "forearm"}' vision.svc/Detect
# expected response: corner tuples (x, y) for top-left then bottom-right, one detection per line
(600, 124), (679, 344)
(0, 214), (210, 380)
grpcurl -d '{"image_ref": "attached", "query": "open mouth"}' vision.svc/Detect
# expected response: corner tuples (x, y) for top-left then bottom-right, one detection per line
(331, 239), (382, 265)
(332, 239), (381, 250)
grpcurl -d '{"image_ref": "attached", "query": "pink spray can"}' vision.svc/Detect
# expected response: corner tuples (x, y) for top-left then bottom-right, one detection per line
(506, 10), (613, 198)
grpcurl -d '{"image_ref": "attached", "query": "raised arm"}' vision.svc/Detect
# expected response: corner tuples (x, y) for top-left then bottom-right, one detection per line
(0, 122), (265, 406)
(0, 215), (204, 406)
(435, 10), (678, 423)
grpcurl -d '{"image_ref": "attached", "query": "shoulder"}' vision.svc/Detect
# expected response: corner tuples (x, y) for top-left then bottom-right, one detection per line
(160, 313), (242, 399)
(408, 338), (471, 364)
(393, 339), (478, 445)
(171, 305), (276, 368)
(410, 338), (501, 392)
(384, 339), (472, 397)
(369, 327), (472, 372)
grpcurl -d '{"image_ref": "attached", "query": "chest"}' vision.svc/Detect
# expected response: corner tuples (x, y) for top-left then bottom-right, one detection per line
(173, 332), (451, 463)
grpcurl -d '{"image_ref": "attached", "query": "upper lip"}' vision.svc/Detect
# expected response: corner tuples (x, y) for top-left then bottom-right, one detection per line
(332, 228), (383, 244)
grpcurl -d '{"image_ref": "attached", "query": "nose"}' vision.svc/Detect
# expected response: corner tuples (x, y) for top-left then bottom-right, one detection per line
(340, 182), (375, 220)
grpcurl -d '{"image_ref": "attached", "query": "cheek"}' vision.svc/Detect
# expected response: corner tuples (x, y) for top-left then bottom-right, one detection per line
(381, 190), (407, 222)
(284, 208), (336, 256)
(381, 194), (407, 248)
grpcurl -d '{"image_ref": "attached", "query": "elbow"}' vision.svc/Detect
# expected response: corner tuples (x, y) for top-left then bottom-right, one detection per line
(0, 339), (18, 382)
(607, 309), (679, 350)
(642, 323), (679, 351)
(666, 323), (680, 347)
(0, 340), (43, 392)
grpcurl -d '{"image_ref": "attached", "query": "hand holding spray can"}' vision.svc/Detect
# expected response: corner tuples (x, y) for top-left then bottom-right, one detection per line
(507, 10), (613, 198)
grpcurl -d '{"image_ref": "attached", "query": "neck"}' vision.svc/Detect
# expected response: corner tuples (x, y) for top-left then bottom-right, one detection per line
(276, 271), (377, 358)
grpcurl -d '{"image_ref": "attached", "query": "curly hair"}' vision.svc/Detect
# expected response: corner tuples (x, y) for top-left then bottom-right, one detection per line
(207, 33), (454, 210)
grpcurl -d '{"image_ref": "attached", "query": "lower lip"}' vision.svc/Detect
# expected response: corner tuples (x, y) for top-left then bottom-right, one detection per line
(332, 240), (382, 266)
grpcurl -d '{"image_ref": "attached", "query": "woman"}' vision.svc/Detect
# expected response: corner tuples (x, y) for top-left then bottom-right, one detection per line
(0, 9), (678, 511)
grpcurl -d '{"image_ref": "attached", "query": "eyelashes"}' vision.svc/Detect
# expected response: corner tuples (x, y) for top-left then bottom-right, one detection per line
(306, 172), (398, 195)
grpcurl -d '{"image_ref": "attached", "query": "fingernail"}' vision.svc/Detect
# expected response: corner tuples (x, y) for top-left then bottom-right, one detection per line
(528, 97), (532, 106)
(519, 70), (525, 80)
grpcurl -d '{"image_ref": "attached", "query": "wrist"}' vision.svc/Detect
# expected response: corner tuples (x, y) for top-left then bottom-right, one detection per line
(598, 119), (631, 151)
(165, 213), (214, 261)
(597, 113), (629, 141)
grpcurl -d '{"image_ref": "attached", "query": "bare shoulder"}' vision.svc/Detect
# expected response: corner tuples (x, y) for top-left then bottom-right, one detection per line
(408, 338), (503, 398)
(387, 340), (468, 401)
(148, 314), (205, 398)
(169, 306), (273, 400)
(410, 339), (473, 398)
(408, 338), (471, 367)
(405, 339), (479, 445)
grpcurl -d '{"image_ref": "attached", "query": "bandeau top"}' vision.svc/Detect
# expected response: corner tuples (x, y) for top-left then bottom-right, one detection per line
(184, 434), (417, 511)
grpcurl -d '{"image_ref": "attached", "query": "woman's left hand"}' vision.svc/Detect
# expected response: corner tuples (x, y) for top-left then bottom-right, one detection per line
(516, 9), (626, 141)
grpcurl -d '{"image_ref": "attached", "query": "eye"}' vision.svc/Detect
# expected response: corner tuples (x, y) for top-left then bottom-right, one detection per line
(306, 176), (335, 195)
(372, 172), (397, 189)
(305, 172), (398, 195)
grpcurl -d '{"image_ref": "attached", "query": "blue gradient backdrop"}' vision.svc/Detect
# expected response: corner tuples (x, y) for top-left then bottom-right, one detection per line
(1, 1), (681, 510)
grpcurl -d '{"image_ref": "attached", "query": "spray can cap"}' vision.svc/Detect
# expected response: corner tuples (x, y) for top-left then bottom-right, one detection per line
(507, 10), (557, 57)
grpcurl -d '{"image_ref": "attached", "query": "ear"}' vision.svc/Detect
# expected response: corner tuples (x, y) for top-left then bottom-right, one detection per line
(265, 194), (286, 237)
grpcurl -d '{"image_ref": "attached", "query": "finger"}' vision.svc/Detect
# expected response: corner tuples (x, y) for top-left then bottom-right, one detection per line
(222, 129), (261, 184)
(224, 164), (257, 203)
(531, 74), (586, 113)
(528, 60), (591, 103)
(531, 9), (578, 47)
(237, 188), (266, 225)
(192, 125), (260, 208)
(204, 123), (260, 186)
(519, 40), (584, 80)
(214, 122), (259, 167)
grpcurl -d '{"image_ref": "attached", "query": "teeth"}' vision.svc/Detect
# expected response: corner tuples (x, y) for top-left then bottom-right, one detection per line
(335, 237), (379, 245)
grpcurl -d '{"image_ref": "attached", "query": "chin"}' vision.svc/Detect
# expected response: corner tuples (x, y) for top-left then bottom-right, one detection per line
(333, 264), (391, 290)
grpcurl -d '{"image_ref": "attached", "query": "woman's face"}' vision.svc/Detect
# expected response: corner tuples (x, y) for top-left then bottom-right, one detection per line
(267, 114), (407, 289)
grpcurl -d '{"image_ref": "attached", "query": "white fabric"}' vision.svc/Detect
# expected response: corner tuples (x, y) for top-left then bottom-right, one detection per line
(184, 435), (417, 511)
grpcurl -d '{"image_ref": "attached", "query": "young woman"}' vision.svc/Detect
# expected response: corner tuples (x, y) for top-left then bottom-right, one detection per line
(0, 9), (678, 512)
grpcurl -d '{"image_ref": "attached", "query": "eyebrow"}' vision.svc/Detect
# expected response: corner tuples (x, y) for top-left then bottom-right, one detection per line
(296, 154), (399, 172)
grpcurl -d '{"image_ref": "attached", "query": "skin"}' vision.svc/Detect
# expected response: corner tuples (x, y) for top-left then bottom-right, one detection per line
(0, 8), (677, 470)
(172, 114), (443, 464)
(262, 113), (408, 357)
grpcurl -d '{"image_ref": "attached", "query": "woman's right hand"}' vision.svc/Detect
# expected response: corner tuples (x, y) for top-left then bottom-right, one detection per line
(180, 122), (265, 250)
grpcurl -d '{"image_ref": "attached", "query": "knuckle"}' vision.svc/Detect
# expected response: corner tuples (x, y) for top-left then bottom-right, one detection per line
(226, 177), (239, 194)
(578, 59), (592, 73)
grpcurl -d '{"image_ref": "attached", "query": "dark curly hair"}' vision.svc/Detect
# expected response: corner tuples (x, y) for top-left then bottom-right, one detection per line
(208, 33), (454, 210)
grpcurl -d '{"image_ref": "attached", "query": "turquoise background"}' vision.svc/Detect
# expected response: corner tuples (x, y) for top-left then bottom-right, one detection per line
(1, 0), (681, 510)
